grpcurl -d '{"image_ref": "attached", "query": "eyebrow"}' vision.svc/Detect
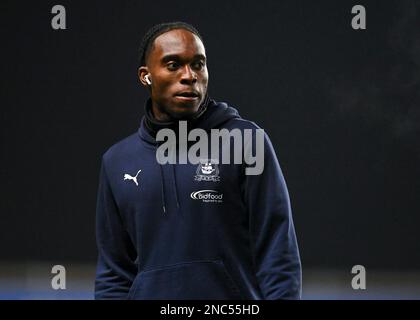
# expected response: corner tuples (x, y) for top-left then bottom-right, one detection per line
(161, 54), (206, 63)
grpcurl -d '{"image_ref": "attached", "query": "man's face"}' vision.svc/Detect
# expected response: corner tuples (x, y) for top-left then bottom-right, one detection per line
(142, 29), (209, 120)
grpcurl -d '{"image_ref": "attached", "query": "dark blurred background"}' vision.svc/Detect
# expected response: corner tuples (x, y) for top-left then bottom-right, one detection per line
(1, 0), (419, 299)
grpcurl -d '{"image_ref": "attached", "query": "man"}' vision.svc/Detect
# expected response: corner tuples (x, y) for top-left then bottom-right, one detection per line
(94, 21), (301, 299)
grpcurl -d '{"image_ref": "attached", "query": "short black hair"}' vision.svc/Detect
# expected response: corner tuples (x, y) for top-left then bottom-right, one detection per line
(138, 21), (204, 67)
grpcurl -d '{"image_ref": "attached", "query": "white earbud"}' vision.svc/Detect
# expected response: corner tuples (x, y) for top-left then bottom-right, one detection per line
(144, 74), (152, 85)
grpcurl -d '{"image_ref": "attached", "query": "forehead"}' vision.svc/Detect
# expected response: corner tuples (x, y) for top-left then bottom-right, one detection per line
(151, 29), (206, 60)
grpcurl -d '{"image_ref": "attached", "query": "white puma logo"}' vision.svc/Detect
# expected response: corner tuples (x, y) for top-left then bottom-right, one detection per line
(123, 169), (141, 186)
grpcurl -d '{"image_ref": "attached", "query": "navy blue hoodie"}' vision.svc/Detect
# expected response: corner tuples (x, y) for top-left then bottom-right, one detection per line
(94, 99), (302, 299)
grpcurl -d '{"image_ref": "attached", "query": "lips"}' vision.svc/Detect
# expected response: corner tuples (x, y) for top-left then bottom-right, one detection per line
(174, 91), (200, 98)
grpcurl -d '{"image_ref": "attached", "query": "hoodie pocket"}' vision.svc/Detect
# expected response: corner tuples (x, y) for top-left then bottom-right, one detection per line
(127, 259), (242, 300)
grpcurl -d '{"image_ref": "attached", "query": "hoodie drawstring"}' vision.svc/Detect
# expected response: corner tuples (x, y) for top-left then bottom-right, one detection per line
(156, 145), (180, 214)
(159, 163), (166, 214)
(172, 164), (180, 209)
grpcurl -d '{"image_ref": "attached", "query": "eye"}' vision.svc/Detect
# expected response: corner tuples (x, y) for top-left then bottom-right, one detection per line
(167, 62), (179, 71)
(192, 61), (205, 70)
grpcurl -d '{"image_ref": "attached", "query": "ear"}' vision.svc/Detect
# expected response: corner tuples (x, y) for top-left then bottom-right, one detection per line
(138, 67), (150, 87)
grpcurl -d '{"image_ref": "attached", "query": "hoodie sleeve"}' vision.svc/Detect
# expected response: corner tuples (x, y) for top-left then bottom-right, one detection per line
(94, 157), (138, 299)
(243, 130), (302, 300)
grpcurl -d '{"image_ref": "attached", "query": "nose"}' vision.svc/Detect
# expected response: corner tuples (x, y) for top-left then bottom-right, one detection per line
(180, 65), (197, 84)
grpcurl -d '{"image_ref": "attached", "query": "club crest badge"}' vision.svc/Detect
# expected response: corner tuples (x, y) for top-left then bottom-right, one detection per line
(194, 159), (220, 182)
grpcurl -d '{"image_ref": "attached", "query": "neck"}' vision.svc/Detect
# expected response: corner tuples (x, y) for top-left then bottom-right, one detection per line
(144, 94), (210, 137)
(151, 102), (172, 122)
